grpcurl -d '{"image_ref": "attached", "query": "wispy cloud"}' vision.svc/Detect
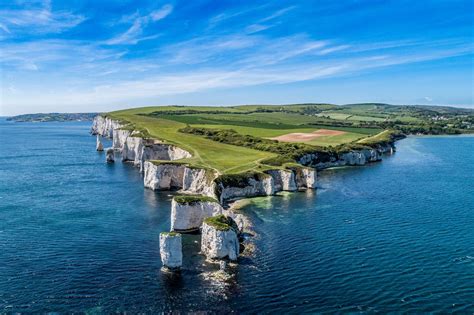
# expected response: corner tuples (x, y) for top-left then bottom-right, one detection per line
(0, 0), (85, 36)
(245, 5), (297, 34)
(2, 1), (472, 114)
(106, 4), (172, 45)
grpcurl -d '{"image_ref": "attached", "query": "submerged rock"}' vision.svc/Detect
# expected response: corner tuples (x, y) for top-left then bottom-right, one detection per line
(96, 136), (104, 151)
(160, 232), (182, 270)
(171, 195), (223, 232)
(201, 215), (239, 261)
(105, 148), (114, 163)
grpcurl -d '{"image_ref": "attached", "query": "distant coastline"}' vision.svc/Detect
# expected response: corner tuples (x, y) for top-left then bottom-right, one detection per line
(7, 113), (97, 122)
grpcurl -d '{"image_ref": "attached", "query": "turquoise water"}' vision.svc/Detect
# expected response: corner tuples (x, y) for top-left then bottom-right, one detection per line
(0, 118), (473, 312)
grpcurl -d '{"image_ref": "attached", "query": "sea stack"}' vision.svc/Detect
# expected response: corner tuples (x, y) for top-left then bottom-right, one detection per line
(159, 232), (183, 270)
(96, 135), (104, 151)
(201, 215), (239, 261)
(106, 148), (115, 163)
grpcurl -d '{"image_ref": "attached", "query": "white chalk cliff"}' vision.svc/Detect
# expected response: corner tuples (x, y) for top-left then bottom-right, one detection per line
(143, 161), (185, 190)
(92, 114), (400, 268)
(92, 116), (191, 173)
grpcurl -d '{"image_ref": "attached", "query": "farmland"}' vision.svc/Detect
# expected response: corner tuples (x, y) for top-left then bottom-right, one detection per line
(106, 103), (474, 174)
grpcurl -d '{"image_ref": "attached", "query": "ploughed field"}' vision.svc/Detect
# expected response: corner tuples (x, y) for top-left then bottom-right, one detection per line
(106, 103), (474, 174)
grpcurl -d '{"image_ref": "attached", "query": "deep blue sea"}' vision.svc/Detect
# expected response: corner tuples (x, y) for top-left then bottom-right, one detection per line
(0, 118), (473, 313)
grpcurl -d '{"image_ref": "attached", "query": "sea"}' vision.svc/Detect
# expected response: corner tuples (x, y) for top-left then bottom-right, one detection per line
(0, 118), (473, 313)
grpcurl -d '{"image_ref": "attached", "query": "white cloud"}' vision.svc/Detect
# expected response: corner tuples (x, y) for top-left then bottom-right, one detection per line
(258, 6), (297, 23)
(0, 23), (11, 33)
(106, 4), (173, 45)
(0, 1), (85, 36)
(245, 24), (272, 34)
(150, 5), (173, 21)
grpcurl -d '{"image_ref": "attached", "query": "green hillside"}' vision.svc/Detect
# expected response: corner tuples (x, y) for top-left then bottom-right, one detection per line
(106, 104), (474, 174)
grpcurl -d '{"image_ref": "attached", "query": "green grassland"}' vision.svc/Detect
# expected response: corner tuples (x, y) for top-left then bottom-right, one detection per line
(106, 103), (474, 175)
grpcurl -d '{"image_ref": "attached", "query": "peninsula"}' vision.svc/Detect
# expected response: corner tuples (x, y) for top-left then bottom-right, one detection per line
(91, 103), (474, 269)
(7, 112), (98, 122)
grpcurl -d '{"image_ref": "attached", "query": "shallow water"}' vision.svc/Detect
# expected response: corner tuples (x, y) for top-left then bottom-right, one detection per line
(0, 119), (473, 312)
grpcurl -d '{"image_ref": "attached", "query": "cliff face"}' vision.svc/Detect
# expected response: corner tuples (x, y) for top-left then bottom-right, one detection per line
(91, 115), (123, 138)
(143, 161), (220, 198)
(297, 143), (395, 169)
(266, 169), (297, 192)
(216, 168), (317, 203)
(292, 167), (317, 189)
(182, 167), (217, 198)
(171, 199), (223, 232)
(143, 161), (186, 190)
(217, 175), (275, 204)
(92, 116), (191, 173)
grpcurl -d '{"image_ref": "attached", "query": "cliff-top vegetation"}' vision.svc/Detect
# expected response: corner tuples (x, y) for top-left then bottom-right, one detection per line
(105, 104), (474, 175)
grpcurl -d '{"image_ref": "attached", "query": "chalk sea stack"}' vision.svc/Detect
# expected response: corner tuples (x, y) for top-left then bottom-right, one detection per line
(96, 135), (104, 151)
(201, 215), (239, 261)
(105, 148), (114, 163)
(160, 232), (183, 270)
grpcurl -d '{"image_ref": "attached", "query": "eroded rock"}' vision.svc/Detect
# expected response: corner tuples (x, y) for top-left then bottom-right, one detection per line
(106, 148), (114, 163)
(201, 215), (239, 261)
(96, 136), (104, 151)
(159, 232), (182, 270)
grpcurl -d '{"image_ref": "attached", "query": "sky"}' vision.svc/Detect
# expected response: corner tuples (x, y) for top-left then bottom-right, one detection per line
(0, 0), (473, 115)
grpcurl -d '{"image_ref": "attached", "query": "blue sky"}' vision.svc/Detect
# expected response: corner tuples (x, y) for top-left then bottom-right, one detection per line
(0, 0), (473, 115)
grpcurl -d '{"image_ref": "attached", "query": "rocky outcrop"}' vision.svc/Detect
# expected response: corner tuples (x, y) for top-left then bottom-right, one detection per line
(201, 215), (239, 261)
(106, 148), (114, 163)
(159, 232), (182, 269)
(96, 136), (103, 151)
(143, 161), (185, 190)
(171, 196), (223, 232)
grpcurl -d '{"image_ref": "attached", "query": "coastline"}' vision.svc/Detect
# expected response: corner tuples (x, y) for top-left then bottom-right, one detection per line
(90, 115), (401, 267)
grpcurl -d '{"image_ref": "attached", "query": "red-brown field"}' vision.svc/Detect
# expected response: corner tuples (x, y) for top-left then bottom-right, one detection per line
(271, 129), (347, 142)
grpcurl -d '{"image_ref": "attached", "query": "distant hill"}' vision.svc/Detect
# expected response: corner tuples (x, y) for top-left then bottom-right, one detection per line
(7, 113), (98, 122)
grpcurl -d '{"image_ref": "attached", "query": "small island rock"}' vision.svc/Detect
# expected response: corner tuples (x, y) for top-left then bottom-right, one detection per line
(201, 215), (239, 261)
(96, 135), (104, 151)
(160, 232), (183, 269)
(105, 148), (115, 163)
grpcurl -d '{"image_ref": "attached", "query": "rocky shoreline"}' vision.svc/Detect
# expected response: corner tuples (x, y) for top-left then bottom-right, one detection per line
(91, 115), (398, 271)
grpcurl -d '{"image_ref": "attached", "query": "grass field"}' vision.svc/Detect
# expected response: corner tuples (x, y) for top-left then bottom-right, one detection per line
(106, 103), (473, 174)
